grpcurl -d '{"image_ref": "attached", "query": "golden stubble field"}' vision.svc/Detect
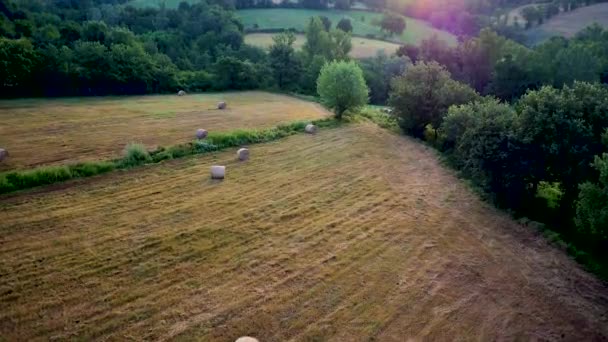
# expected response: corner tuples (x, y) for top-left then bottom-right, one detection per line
(1, 124), (607, 341)
(0, 91), (329, 171)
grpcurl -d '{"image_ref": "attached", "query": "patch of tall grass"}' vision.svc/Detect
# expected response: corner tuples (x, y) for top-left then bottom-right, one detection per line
(0, 117), (339, 195)
(357, 107), (399, 132)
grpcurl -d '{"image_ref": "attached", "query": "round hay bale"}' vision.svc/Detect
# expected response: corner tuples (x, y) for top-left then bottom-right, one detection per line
(237, 148), (249, 161)
(0, 148), (7, 162)
(305, 124), (317, 134)
(235, 337), (259, 342)
(196, 129), (208, 139)
(211, 165), (225, 179)
(217, 101), (227, 110)
(177, 90), (186, 96)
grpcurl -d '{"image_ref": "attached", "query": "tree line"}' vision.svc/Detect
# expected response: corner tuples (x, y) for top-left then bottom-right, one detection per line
(396, 26), (608, 101)
(0, 0), (268, 96)
(382, 27), (608, 277)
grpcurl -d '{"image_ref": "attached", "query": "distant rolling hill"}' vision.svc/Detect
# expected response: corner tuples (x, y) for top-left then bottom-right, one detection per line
(238, 8), (457, 46)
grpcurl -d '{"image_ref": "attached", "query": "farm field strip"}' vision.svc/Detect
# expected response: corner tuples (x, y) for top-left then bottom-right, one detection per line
(245, 33), (401, 59)
(237, 8), (457, 45)
(1, 124), (607, 341)
(0, 91), (330, 171)
(526, 3), (608, 43)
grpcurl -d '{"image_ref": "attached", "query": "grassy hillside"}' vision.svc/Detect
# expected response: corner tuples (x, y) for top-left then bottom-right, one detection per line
(126, 0), (201, 8)
(238, 8), (457, 45)
(525, 3), (608, 44)
(0, 92), (329, 171)
(245, 33), (401, 58)
(2, 123), (607, 340)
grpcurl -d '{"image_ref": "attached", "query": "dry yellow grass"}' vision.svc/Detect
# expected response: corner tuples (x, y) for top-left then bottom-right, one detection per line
(1, 124), (607, 341)
(0, 91), (329, 171)
(245, 33), (401, 59)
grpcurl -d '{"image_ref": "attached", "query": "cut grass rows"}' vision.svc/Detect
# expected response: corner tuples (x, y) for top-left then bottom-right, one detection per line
(1, 124), (607, 340)
(0, 91), (330, 171)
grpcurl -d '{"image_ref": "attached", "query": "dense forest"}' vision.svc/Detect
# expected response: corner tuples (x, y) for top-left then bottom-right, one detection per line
(1, 0), (264, 96)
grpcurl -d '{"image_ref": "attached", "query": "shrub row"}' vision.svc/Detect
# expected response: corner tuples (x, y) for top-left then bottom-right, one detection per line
(0, 118), (339, 195)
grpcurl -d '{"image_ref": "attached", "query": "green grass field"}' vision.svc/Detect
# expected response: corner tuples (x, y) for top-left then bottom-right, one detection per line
(238, 8), (457, 45)
(245, 33), (401, 58)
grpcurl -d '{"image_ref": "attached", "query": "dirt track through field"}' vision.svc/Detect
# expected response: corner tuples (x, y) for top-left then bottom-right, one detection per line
(1, 124), (607, 341)
(0, 91), (329, 171)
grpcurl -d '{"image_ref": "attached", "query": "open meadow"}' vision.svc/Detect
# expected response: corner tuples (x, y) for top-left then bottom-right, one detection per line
(1, 123), (607, 340)
(0, 92), (329, 171)
(237, 9), (457, 45)
(245, 33), (401, 58)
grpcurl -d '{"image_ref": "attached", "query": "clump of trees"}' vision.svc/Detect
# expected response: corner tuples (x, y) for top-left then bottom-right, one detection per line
(389, 69), (608, 276)
(397, 26), (608, 102)
(389, 61), (479, 137)
(378, 12), (406, 37)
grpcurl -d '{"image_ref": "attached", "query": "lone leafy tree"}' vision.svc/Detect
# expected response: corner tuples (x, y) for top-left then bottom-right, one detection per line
(337, 18), (353, 32)
(379, 13), (406, 37)
(317, 60), (368, 119)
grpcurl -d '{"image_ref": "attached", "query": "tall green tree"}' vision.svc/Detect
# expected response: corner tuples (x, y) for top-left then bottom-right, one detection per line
(317, 60), (368, 119)
(303, 16), (332, 60)
(269, 31), (301, 90)
(516, 82), (608, 214)
(440, 98), (528, 207)
(336, 18), (352, 33)
(0, 37), (38, 91)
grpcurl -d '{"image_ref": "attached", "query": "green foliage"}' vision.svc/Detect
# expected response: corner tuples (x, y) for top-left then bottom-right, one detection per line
(389, 61), (479, 138)
(379, 12), (405, 36)
(317, 60), (368, 118)
(302, 17), (352, 62)
(440, 98), (526, 206)
(336, 18), (353, 33)
(357, 107), (399, 131)
(575, 154), (608, 240)
(269, 32), (301, 90)
(212, 56), (271, 90)
(516, 82), (608, 206)
(0, 37), (38, 91)
(0, 0), (262, 97)
(426, 82), (608, 278)
(360, 51), (410, 104)
(121, 143), (152, 167)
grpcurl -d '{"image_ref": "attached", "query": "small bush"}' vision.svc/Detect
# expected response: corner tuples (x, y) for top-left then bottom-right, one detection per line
(121, 143), (152, 167)
(194, 141), (219, 153)
(358, 108), (398, 131)
(70, 162), (115, 177)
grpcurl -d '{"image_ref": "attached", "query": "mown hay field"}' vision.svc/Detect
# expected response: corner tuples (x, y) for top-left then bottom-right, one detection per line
(237, 9), (457, 46)
(245, 33), (401, 59)
(526, 3), (608, 44)
(1, 124), (607, 341)
(0, 91), (329, 171)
